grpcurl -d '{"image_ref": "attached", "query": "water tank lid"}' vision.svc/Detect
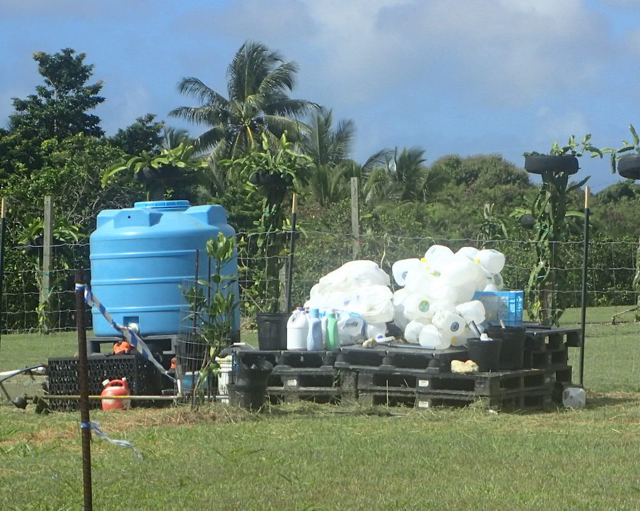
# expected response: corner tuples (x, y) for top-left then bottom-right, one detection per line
(134, 200), (190, 210)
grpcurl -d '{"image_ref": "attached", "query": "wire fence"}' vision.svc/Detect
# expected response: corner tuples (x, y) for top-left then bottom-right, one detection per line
(0, 232), (638, 334)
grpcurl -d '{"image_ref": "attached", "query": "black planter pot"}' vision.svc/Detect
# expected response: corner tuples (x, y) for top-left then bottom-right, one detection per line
(617, 154), (640, 180)
(524, 155), (579, 175)
(256, 312), (290, 350)
(467, 338), (503, 372)
(487, 326), (526, 370)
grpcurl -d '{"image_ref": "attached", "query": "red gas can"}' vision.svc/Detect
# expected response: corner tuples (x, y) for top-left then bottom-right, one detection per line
(101, 379), (131, 411)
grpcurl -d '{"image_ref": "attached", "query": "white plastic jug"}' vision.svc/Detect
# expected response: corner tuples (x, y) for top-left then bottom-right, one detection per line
(440, 256), (481, 287)
(366, 322), (386, 339)
(424, 245), (454, 272)
(562, 387), (586, 408)
(455, 300), (486, 325)
(432, 310), (466, 336)
(475, 249), (506, 274)
(450, 328), (470, 347)
(337, 311), (365, 345)
(287, 308), (309, 350)
(419, 324), (451, 349)
(456, 246), (479, 261)
(404, 319), (426, 344)
(403, 293), (434, 322)
(392, 258), (423, 287)
(393, 289), (410, 330)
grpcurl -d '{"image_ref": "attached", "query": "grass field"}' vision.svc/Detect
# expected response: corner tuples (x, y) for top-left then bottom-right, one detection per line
(0, 309), (639, 510)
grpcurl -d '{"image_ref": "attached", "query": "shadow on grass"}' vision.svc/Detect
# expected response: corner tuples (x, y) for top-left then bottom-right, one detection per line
(586, 391), (639, 409)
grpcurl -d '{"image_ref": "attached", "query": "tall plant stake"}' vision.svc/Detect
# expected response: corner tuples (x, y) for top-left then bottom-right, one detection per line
(285, 194), (298, 313)
(579, 187), (591, 386)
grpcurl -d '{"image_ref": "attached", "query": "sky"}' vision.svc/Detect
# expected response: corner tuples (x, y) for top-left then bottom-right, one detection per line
(2, 0), (640, 191)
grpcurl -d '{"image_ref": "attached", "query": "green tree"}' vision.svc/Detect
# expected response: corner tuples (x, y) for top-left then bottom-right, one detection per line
(109, 114), (164, 156)
(9, 48), (104, 141)
(221, 133), (312, 313)
(364, 147), (427, 203)
(170, 41), (317, 159)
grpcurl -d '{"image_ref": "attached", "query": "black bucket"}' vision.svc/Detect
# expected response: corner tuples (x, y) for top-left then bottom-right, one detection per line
(227, 384), (268, 411)
(257, 313), (290, 350)
(487, 326), (526, 370)
(467, 338), (503, 372)
(234, 357), (274, 387)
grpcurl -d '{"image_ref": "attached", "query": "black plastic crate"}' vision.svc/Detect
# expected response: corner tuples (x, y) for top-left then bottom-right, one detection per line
(48, 354), (162, 411)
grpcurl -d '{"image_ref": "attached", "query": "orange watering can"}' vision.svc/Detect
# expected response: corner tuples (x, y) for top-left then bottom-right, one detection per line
(101, 379), (131, 411)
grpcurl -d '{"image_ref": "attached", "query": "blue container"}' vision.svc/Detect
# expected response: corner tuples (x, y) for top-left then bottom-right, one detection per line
(472, 291), (524, 327)
(90, 200), (239, 336)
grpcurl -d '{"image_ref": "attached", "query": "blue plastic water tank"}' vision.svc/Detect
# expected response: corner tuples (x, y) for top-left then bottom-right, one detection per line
(90, 200), (239, 337)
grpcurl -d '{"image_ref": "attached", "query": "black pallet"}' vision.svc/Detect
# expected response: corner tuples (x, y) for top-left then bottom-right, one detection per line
(48, 355), (162, 411)
(335, 346), (468, 373)
(524, 326), (582, 350)
(267, 366), (349, 404)
(356, 388), (551, 411)
(530, 348), (569, 369)
(353, 368), (552, 398)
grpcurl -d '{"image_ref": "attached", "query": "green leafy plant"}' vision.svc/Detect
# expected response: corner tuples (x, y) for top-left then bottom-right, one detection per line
(525, 134), (603, 158)
(603, 124), (640, 173)
(520, 135), (601, 325)
(102, 142), (207, 200)
(220, 133), (312, 313)
(185, 232), (237, 407)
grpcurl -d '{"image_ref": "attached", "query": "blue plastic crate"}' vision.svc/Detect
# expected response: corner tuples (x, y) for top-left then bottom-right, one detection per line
(472, 291), (524, 327)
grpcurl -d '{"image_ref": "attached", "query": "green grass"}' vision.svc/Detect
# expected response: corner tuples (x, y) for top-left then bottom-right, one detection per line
(0, 316), (639, 510)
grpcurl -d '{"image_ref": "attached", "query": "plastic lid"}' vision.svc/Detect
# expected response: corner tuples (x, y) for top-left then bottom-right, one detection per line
(134, 200), (190, 210)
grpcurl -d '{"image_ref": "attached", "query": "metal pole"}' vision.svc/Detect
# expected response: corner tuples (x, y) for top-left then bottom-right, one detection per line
(0, 199), (6, 355)
(285, 194), (298, 313)
(75, 269), (92, 511)
(41, 196), (54, 332)
(579, 187), (591, 386)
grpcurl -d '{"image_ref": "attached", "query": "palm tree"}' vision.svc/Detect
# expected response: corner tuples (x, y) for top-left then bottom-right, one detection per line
(170, 41), (317, 160)
(363, 147), (427, 204)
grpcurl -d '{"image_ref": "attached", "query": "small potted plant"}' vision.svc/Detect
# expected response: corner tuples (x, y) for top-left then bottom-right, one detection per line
(604, 124), (640, 180)
(524, 134), (602, 175)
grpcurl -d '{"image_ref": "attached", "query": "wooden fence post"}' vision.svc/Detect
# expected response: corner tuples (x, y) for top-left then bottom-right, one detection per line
(351, 178), (360, 259)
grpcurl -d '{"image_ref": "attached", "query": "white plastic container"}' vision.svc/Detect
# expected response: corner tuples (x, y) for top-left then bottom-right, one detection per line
(366, 322), (386, 339)
(215, 356), (233, 401)
(404, 319), (427, 344)
(424, 245), (454, 271)
(562, 387), (586, 408)
(392, 258), (423, 287)
(456, 246), (479, 261)
(419, 324), (451, 349)
(432, 310), (466, 337)
(450, 328), (470, 347)
(440, 256), (481, 286)
(455, 300), (486, 325)
(475, 249), (506, 274)
(287, 308), (309, 350)
(337, 311), (365, 345)
(403, 293), (434, 322)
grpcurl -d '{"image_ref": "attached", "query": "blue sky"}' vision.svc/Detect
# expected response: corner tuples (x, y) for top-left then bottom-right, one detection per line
(2, 0), (640, 191)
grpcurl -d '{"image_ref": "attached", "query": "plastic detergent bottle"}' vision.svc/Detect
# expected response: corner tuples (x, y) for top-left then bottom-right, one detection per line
(307, 308), (323, 351)
(325, 310), (340, 351)
(287, 307), (309, 351)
